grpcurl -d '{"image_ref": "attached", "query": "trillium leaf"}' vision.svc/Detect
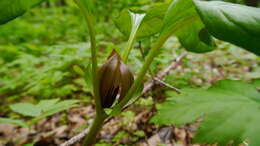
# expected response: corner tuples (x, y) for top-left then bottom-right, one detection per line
(136, 3), (168, 38)
(159, 0), (215, 53)
(176, 21), (215, 53)
(0, 0), (47, 24)
(193, 0), (260, 55)
(152, 80), (260, 146)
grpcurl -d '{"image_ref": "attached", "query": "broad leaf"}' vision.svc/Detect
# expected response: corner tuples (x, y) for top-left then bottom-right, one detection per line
(0, 117), (28, 127)
(193, 0), (260, 55)
(137, 3), (168, 38)
(152, 80), (260, 146)
(0, 0), (46, 24)
(176, 21), (215, 53)
(10, 103), (41, 117)
(160, 0), (215, 53)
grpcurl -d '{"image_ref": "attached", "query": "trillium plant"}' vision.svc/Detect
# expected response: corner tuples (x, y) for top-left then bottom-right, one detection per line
(0, 0), (259, 145)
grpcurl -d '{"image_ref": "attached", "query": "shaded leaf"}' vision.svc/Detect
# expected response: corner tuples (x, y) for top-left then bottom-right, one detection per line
(0, 0), (46, 24)
(176, 21), (215, 53)
(160, 0), (215, 53)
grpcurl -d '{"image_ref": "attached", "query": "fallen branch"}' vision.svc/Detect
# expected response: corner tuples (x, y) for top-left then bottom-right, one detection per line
(60, 52), (187, 146)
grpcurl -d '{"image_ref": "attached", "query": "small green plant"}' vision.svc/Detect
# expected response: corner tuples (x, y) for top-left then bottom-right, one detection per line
(0, 0), (259, 145)
(0, 99), (79, 127)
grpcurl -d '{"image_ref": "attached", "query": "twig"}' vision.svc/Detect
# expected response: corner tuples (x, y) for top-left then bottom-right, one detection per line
(153, 77), (181, 94)
(141, 52), (187, 96)
(60, 52), (187, 146)
(60, 127), (90, 146)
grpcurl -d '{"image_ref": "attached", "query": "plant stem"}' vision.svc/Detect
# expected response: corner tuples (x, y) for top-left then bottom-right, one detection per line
(123, 30), (137, 63)
(74, 0), (102, 115)
(113, 16), (198, 111)
(115, 34), (169, 110)
(122, 12), (145, 63)
(83, 112), (107, 146)
(74, 1), (107, 145)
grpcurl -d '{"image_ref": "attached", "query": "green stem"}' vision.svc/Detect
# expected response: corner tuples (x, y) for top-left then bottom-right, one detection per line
(83, 113), (107, 146)
(122, 29), (137, 63)
(115, 34), (169, 110)
(113, 16), (198, 112)
(122, 13), (145, 63)
(74, 0), (102, 115)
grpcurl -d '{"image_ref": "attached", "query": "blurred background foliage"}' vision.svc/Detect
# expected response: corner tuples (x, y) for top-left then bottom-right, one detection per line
(0, 0), (259, 115)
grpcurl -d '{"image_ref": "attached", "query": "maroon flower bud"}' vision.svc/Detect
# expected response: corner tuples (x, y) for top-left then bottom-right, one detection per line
(98, 50), (134, 108)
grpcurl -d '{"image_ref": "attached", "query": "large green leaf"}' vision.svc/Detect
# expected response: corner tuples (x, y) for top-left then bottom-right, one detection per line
(193, 0), (260, 55)
(160, 0), (215, 53)
(176, 20), (215, 53)
(115, 0), (215, 53)
(0, 0), (46, 24)
(152, 80), (260, 146)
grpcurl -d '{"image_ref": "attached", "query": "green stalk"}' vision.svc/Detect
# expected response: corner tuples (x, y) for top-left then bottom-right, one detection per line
(114, 16), (198, 111)
(74, 1), (107, 145)
(83, 113), (108, 145)
(122, 30), (136, 63)
(115, 34), (169, 110)
(122, 12), (145, 63)
(74, 0), (102, 114)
